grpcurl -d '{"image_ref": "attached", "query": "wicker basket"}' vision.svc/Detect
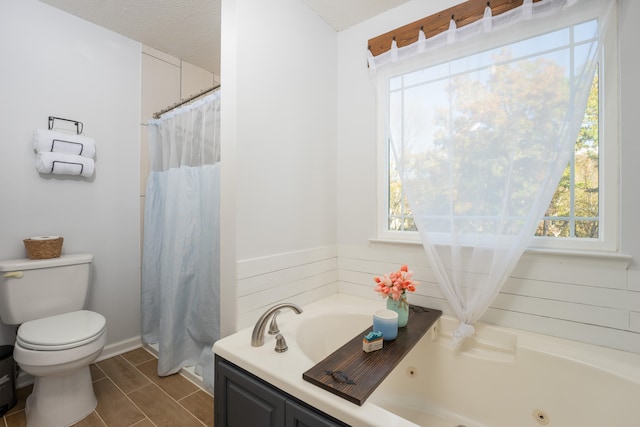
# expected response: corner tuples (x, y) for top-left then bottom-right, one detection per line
(23, 237), (63, 260)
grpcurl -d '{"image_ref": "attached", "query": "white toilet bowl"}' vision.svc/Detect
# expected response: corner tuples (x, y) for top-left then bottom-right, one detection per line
(13, 310), (107, 427)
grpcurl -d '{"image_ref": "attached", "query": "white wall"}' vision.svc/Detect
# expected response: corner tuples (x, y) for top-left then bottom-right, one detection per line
(619, 1), (640, 269)
(0, 1), (141, 349)
(336, 0), (640, 353)
(618, 0), (640, 334)
(221, 0), (339, 331)
(231, 0), (337, 261)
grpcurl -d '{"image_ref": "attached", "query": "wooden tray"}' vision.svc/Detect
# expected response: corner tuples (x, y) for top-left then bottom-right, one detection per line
(302, 305), (442, 405)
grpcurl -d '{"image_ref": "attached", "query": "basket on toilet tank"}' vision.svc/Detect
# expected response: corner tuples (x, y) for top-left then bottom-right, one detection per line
(23, 236), (63, 260)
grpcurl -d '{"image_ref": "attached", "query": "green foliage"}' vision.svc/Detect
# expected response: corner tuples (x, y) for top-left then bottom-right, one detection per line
(388, 52), (600, 239)
(388, 158), (417, 231)
(536, 72), (599, 238)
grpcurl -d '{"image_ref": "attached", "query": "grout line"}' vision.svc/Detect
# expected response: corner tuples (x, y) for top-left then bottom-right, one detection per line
(121, 353), (208, 426)
(179, 365), (209, 393)
(94, 354), (157, 427)
(98, 376), (154, 427)
(174, 387), (213, 426)
(91, 408), (108, 427)
(130, 368), (207, 426)
(93, 362), (107, 380)
(178, 388), (202, 402)
(109, 355), (154, 395)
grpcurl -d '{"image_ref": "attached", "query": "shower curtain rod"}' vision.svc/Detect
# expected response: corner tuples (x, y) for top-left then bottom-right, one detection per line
(152, 83), (221, 119)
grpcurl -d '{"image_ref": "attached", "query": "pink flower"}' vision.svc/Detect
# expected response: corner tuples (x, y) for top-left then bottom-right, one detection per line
(373, 264), (419, 301)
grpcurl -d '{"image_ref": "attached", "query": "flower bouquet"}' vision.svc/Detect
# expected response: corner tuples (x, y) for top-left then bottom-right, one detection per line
(373, 265), (418, 327)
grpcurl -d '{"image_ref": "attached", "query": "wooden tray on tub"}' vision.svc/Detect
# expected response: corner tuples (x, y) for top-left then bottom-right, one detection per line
(302, 305), (442, 406)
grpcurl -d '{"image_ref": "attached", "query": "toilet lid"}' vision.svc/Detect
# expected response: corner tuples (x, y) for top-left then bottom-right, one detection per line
(17, 310), (106, 351)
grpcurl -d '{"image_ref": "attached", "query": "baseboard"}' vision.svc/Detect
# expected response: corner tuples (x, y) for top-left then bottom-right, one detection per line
(16, 371), (33, 390)
(96, 336), (143, 362)
(14, 336), (211, 396)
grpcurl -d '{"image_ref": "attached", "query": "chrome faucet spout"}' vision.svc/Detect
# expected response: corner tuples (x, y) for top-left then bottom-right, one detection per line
(251, 303), (303, 347)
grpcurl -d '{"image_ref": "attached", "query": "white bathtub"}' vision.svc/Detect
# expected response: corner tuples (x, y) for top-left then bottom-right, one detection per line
(213, 294), (640, 426)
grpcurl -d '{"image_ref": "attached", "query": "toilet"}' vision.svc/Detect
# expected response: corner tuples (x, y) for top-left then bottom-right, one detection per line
(0, 254), (106, 427)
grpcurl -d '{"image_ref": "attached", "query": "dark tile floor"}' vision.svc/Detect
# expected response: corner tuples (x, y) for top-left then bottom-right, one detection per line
(1, 348), (213, 427)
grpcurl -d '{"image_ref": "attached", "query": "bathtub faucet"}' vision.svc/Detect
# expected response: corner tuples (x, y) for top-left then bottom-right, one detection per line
(251, 303), (303, 347)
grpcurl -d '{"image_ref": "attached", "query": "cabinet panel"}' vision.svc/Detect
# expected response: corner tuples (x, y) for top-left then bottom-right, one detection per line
(215, 357), (285, 427)
(285, 400), (348, 427)
(215, 355), (349, 427)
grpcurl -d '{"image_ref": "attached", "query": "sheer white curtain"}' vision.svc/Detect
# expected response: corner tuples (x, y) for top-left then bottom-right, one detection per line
(372, 0), (613, 345)
(142, 91), (221, 391)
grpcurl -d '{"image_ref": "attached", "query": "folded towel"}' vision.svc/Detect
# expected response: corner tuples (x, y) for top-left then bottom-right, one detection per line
(33, 129), (96, 158)
(35, 152), (95, 178)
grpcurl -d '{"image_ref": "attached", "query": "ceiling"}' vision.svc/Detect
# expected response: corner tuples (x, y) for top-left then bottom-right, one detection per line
(40, 0), (409, 77)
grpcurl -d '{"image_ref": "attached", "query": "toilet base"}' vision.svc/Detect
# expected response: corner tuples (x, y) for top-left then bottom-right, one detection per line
(25, 365), (96, 427)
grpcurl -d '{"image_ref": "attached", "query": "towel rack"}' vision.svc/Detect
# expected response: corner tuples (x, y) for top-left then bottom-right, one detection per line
(48, 116), (83, 135)
(51, 160), (84, 175)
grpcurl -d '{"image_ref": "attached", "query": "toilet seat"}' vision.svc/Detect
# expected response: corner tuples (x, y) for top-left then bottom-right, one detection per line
(17, 310), (106, 351)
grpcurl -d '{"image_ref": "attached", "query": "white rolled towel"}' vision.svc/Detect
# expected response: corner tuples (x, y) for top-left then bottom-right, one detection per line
(35, 152), (95, 178)
(33, 129), (96, 158)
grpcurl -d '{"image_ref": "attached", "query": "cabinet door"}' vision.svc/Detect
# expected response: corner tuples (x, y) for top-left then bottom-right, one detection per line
(215, 357), (285, 427)
(285, 400), (348, 427)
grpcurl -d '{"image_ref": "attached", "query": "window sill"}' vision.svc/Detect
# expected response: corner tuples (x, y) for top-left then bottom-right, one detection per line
(369, 237), (632, 267)
(369, 237), (422, 246)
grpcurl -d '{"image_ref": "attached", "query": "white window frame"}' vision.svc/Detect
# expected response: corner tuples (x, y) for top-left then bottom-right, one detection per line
(376, 8), (619, 254)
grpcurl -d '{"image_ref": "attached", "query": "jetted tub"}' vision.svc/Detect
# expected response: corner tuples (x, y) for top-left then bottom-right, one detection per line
(213, 294), (640, 427)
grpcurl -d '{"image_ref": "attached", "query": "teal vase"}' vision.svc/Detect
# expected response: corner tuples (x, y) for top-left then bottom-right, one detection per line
(386, 293), (409, 327)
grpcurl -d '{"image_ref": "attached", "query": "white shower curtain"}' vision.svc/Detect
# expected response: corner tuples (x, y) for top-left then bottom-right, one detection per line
(142, 90), (221, 391)
(372, 0), (613, 346)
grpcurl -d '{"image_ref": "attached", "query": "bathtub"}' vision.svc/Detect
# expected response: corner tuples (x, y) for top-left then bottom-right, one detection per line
(213, 294), (640, 426)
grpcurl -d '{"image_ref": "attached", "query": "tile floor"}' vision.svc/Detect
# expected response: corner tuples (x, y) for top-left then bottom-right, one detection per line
(1, 348), (214, 427)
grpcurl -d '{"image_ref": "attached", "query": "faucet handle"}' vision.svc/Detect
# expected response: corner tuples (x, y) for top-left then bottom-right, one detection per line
(274, 334), (288, 353)
(268, 310), (281, 335)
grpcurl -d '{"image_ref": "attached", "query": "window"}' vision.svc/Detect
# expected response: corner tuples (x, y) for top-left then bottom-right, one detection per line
(380, 12), (618, 252)
(535, 71), (599, 239)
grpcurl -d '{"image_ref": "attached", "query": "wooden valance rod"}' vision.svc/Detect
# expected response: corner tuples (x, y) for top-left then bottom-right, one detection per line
(368, 0), (543, 58)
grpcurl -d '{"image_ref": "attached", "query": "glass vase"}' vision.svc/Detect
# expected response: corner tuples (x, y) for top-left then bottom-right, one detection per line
(386, 293), (409, 328)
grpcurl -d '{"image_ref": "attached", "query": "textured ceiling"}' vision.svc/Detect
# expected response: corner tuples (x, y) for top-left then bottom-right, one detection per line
(40, 0), (220, 75)
(39, 0), (409, 77)
(303, 0), (409, 31)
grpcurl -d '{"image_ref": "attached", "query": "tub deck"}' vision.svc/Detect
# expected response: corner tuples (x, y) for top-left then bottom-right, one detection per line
(303, 305), (441, 405)
(213, 293), (640, 427)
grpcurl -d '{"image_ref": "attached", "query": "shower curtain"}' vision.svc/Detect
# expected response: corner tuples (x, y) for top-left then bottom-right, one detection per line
(142, 90), (221, 392)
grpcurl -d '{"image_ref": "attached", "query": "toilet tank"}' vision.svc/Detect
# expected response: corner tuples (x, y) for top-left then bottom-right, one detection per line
(0, 254), (93, 325)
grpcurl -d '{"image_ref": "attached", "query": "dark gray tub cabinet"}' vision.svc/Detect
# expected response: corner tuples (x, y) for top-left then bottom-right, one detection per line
(215, 355), (349, 427)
